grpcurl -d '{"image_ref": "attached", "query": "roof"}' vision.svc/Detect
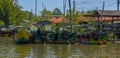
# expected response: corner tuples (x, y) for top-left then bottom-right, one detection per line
(52, 8), (63, 17)
(95, 10), (120, 16)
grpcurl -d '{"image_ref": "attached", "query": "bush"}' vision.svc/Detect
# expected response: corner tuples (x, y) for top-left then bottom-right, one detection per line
(0, 20), (5, 26)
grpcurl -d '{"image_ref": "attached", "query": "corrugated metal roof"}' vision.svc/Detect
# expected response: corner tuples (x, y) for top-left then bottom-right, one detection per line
(96, 10), (120, 16)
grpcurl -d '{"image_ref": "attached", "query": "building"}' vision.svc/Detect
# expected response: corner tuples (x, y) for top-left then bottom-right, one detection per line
(51, 8), (69, 23)
(82, 10), (120, 24)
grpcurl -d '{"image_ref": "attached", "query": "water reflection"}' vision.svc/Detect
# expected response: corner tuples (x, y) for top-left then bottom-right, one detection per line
(0, 37), (120, 58)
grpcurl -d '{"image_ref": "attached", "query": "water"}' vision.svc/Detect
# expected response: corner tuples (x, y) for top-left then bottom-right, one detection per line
(0, 37), (120, 58)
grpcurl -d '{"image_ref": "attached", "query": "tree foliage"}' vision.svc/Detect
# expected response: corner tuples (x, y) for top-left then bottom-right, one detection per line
(39, 9), (52, 20)
(0, 0), (95, 27)
(65, 10), (84, 25)
(0, 20), (5, 26)
(0, 0), (34, 26)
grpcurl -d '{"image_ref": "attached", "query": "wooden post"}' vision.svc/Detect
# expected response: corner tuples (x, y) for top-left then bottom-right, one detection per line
(63, 0), (66, 23)
(35, 0), (37, 16)
(68, 0), (73, 31)
(100, 2), (105, 33)
(117, 0), (120, 11)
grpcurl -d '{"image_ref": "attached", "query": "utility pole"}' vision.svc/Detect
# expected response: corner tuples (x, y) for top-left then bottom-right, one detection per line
(63, 0), (66, 23)
(73, 0), (75, 15)
(68, 0), (72, 30)
(35, 0), (37, 16)
(100, 2), (105, 33)
(30, 9), (33, 24)
(116, 0), (120, 41)
(117, 0), (120, 11)
(117, 0), (120, 21)
(101, 2), (105, 23)
(42, 3), (44, 10)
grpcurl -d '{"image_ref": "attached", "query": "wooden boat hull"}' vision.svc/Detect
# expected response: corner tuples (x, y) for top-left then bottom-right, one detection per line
(33, 40), (74, 44)
(15, 38), (29, 44)
(75, 41), (106, 45)
(15, 38), (74, 44)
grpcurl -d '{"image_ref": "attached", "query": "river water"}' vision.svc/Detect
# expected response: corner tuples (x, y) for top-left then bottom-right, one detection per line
(0, 37), (120, 58)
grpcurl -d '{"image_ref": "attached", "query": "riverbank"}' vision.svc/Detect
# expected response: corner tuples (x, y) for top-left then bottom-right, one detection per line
(0, 37), (120, 58)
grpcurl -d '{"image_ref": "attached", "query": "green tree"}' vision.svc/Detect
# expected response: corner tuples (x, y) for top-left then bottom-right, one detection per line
(0, 0), (10, 25)
(86, 10), (94, 15)
(0, 0), (35, 26)
(65, 10), (84, 25)
(0, 0), (22, 26)
(0, 20), (5, 26)
(40, 9), (52, 20)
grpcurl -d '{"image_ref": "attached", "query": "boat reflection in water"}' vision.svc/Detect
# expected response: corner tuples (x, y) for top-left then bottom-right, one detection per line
(0, 37), (120, 58)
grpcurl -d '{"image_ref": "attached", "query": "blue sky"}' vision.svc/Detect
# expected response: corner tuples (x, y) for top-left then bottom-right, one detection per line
(18, 0), (117, 15)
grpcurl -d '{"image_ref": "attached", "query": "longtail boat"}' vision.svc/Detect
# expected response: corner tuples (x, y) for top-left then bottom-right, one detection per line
(76, 32), (109, 45)
(14, 28), (77, 44)
(15, 28), (30, 44)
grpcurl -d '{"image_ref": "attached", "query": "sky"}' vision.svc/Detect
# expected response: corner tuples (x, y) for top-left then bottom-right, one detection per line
(18, 0), (117, 15)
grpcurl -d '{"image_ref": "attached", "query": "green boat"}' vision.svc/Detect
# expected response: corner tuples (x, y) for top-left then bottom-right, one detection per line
(14, 28), (31, 44)
(15, 37), (29, 44)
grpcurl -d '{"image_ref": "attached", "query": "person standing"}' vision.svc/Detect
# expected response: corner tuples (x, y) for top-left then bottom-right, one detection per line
(41, 29), (47, 43)
(53, 28), (59, 42)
